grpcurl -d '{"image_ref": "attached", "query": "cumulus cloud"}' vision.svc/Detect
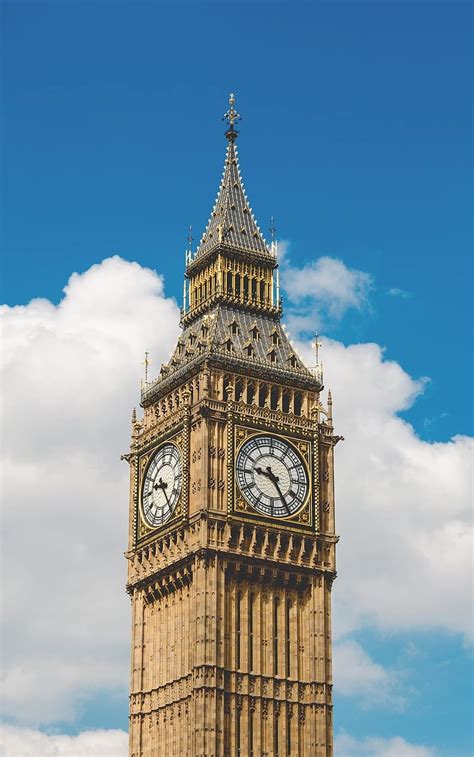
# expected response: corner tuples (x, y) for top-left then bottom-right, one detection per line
(333, 640), (405, 710)
(0, 725), (127, 757)
(296, 338), (473, 641)
(1, 257), (180, 724)
(278, 243), (373, 335)
(335, 732), (436, 756)
(1, 255), (472, 731)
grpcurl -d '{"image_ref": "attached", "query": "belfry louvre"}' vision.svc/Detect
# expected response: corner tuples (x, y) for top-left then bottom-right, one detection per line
(125, 95), (339, 756)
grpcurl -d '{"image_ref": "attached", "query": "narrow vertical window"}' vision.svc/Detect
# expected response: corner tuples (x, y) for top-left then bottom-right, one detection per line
(248, 593), (254, 671)
(273, 715), (279, 756)
(249, 708), (254, 757)
(236, 706), (241, 756)
(273, 596), (279, 676)
(236, 590), (241, 670)
(294, 391), (302, 416)
(286, 710), (292, 755)
(286, 597), (291, 678)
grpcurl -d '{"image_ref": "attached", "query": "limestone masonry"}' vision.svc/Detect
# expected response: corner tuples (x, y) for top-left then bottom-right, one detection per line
(125, 95), (340, 756)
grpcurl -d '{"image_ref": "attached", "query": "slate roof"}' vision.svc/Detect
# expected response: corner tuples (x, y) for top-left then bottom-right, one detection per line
(194, 140), (272, 261)
(141, 304), (319, 405)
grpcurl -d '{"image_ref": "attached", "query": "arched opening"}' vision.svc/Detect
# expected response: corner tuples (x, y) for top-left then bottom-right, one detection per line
(270, 386), (279, 411)
(235, 274), (241, 297)
(282, 390), (290, 414)
(226, 271), (233, 295)
(258, 383), (268, 407)
(294, 392), (302, 416)
(235, 378), (243, 402)
(246, 381), (255, 405)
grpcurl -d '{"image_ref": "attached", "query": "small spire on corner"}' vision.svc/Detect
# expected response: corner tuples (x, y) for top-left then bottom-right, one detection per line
(269, 216), (278, 257)
(185, 225), (194, 266)
(143, 351), (150, 384)
(327, 390), (333, 422)
(223, 92), (241, 141)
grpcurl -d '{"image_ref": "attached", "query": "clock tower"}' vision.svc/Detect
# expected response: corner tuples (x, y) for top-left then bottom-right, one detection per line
(125, 95), (339, 756)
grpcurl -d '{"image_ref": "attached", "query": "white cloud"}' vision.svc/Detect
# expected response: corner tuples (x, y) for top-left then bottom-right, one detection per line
(296, 337), (473, 641)
(1, 257), (180, 724)
(1, 255), (472, 730)
(279, 246), (373, 334)
(0, 725), (127, 757)
(333, 640), (405, 710)
(335, 732), (436, 757)
(387, 287), (411, 299)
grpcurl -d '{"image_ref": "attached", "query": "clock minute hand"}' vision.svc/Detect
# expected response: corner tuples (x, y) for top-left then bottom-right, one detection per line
(265, 466), (290, 514)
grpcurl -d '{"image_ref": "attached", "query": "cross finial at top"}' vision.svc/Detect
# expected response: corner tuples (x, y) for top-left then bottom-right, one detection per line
(223, 92), (241, 141)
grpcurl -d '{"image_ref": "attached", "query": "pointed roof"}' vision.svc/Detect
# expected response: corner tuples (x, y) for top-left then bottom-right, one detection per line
(195, 96), (272, 261)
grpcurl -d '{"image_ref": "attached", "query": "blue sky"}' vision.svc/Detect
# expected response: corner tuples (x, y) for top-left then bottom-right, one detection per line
(2, 2), (472, 756)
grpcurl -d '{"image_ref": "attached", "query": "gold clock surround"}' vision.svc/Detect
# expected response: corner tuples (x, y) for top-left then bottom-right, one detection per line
(233, 426), (314, 528)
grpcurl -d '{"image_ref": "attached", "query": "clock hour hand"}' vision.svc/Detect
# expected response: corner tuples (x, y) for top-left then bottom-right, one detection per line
(255, 466), (276, 481)
(154, 477), (171, 506)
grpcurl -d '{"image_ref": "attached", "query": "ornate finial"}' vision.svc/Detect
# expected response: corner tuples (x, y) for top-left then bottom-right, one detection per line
(131, 407), (137, 424)
(223, 92), (241, 141)
(143, 351), (150, 383)
(269, 216), (276, 242)
(313, 334), (322, 365)
(187, 225), (194, 250)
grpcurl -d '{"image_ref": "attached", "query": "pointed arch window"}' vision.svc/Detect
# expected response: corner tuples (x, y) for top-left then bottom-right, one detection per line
(268, 349), (277, 364)
(224, 338), (233, 353)
(294, 392), (302, 416)
(250, 325), (259, 340)
(288, 354), (297, 368)
(271, 330), (281, 346)
(270, 386), (279, 411)
(246, 381), (255, 404)
(230, 320), (239, 335)
(235, 378), (243, 402)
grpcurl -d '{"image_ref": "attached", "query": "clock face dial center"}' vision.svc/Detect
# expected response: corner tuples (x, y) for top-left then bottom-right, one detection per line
(236, 434), (309, 518)
(141, 443), (182, 528)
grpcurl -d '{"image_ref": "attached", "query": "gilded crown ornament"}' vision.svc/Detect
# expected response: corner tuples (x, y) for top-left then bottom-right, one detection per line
(223, 92), (241, 141)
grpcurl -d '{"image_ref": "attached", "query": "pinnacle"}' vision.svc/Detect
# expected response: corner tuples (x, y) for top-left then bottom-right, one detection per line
(194, 140), (272, 261)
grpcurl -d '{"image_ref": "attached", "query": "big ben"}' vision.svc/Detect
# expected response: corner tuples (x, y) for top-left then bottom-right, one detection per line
(125, 95), (339, 756)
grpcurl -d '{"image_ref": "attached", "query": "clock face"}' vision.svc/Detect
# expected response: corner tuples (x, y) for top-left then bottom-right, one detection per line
(236, 434), (309, 518)
(141, 443), (182, 528)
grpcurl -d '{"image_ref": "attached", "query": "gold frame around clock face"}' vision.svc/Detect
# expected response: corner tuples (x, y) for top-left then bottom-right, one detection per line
(139, 442), (183, 529)
(235, 432), (310, 520)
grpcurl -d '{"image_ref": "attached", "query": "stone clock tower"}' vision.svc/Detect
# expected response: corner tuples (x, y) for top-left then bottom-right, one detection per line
(125, 95), (339, 756)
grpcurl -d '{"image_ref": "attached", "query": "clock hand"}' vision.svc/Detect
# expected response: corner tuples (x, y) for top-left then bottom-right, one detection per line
(155, 477), (171, 507)
(255, 466), (276, 481)
(264, 466), (290, 514)
(265, 465), (279, 483)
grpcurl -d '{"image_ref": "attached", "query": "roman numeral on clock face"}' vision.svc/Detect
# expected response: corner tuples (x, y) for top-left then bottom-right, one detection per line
(141, 443), (183, 528)
(236, 434), (309, 519)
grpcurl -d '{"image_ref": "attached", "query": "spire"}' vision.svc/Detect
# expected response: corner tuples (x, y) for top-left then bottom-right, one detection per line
(194, 94), (272, 261)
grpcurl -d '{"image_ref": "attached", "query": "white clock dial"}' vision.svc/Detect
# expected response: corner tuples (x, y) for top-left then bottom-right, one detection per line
(141, 443), (182, 528)
(236, 434), (309, 518)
